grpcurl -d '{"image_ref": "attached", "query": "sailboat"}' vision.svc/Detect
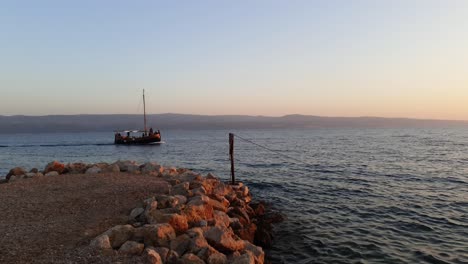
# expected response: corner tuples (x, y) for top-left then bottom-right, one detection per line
(114, 90), (162, 145)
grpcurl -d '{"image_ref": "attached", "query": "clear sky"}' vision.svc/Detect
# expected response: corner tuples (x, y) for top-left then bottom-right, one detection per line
(1, 0), (467, 120)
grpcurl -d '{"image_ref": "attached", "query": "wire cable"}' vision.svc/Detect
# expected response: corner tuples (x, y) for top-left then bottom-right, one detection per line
(232, 133), (315, 166)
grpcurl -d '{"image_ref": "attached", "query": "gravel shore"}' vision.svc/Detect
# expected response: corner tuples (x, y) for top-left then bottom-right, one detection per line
(0, 172), (169, 263)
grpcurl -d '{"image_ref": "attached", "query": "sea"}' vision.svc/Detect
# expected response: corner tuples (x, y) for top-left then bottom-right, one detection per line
(1, 128), (467, 264)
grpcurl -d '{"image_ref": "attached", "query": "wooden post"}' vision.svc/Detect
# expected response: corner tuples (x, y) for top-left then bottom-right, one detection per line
(229, 133), (235, 185)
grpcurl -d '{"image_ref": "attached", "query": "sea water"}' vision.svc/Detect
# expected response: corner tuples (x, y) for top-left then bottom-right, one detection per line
(1, 128), (467, 263)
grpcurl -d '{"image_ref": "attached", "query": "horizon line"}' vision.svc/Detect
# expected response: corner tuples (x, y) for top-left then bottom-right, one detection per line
(1, 113), (468, 122)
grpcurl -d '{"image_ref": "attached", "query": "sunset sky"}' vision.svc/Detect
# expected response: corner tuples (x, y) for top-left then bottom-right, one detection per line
(1, 1), (467, 120)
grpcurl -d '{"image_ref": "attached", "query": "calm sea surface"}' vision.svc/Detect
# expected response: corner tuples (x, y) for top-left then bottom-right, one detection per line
(1, 128), (467, 264)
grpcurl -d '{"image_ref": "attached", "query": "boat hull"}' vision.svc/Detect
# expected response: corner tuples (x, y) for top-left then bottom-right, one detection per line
(114, 134), (161, 145)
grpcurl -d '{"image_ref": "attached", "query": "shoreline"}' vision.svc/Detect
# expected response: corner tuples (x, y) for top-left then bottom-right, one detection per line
(1, 160), (281, 263)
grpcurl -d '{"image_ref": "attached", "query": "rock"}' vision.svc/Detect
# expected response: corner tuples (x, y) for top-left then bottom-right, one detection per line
(250, 203), (265, 217)
(229, 251), (255, 264)
(197, 246), (220, 262)
(119, 240), (144, 255)
(45, 171), (59, 177)
(185, 228), (209, 254)
(29, 168), (38, 173)
(170, 234), (191, 256)
(146, 248), (163, 264)
(213, 183), (232, 198)
(178, 171), (203, 183)
(65, 162), (89, 174)
(141, 162), (163, 174)
(152, 247), (170, 262)
(228, 207), (250, 226)
(85, 166), (101, 174)
(180, 253), (206, 264)
(8, 175), (17, 182)
(102, 164), (120, 173)
(208, 198), (228, 212)
(235, 223), (257, 243)
(207, 253), (228, 264)
(168, 214), (189, 234)
(90, 234), (112, 250)
(244, 242), (264, 264)
(204, 226), (245, 253)
(192, 186), (207, 196)
(6, 167), (26, 181)
(171, 182), (191, 196)
(188, 195), (210, 205)
(206, 173), (217, 179)
(25, 172), (36, 178)
(213, 211), (230, 228)
(174, 195), (188, 205)
(33, 172), (44, 178)
(184, 201), (214, 225)
(155, 195), (180, 209)
(103, 225), (135, 249)
(115, 160), (139, 172)
(138, 224), (176, 247)
(239, 186), (249, 197)
(130, 207), (145, 220)
(167, 249), (180, 264)
(44, 161), (65, 174)
(144, 197), (158, 209)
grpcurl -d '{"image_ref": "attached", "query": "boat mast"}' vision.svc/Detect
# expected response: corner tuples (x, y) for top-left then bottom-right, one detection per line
(143, 89), (147, 133)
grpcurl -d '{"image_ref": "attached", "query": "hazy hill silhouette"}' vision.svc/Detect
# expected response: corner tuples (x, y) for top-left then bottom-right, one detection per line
(0, 114), (467, 133)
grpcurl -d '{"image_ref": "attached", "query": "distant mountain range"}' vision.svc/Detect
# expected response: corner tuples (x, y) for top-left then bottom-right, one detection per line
(0, 114), (467, 133)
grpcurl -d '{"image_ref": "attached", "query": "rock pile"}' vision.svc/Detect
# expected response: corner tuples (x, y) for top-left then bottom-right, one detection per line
(88, 163), (268, 264)
(2, 160), (161, 183)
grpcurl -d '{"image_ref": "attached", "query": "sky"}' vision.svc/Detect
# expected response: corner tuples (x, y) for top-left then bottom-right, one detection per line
(1, 0), (467, 120)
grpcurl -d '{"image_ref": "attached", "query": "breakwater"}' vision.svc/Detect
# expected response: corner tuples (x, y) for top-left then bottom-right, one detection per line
(2, 160), (281, 264)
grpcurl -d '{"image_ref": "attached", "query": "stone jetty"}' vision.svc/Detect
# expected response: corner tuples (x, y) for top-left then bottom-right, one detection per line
(1, 160), (281, 264)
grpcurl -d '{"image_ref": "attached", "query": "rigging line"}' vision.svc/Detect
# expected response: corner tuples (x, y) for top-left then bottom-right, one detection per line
(232, 133), (315, 166)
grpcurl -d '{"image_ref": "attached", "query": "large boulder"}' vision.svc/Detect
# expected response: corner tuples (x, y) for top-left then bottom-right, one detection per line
(229, 251), (256, 264)
(213, 211), (230, 228)
(179, 253), (205, 264)
(203, 226), (245, 253)
(196, 245), (219, 262)
(115, 160), (140, 173)
(44, 161), (66, 174)
(207, 253), (228, 264)
(170, 234), (191, 256)
(244, 242), (265, 264)
(177, 171), (203, 183)
(102, 163), (120, 173)
(155, 195), (180, 209)
(236, 223), (257, 243)
(184, 201), (214, 225)
(45, 171), (59, 177)
(129, 207), (145, 220)
(103, 225), (135, 249)
(6, 167), (26, 181)
(141, 162), (164, 175)
(171, 182), (191, 196)
(85, 166), (101, 174)
(119, 240), (144, 255)
(186, 228), (209, 254)
(137, 224), (176, 247)
(90, 234), (112, 251)
(65, 162), (88, 174)
(152, 247), (170, 262)
(145, 248), (163, 264)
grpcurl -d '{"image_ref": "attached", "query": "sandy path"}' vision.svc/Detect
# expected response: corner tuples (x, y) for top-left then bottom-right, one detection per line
(0, 173), (170, 263)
